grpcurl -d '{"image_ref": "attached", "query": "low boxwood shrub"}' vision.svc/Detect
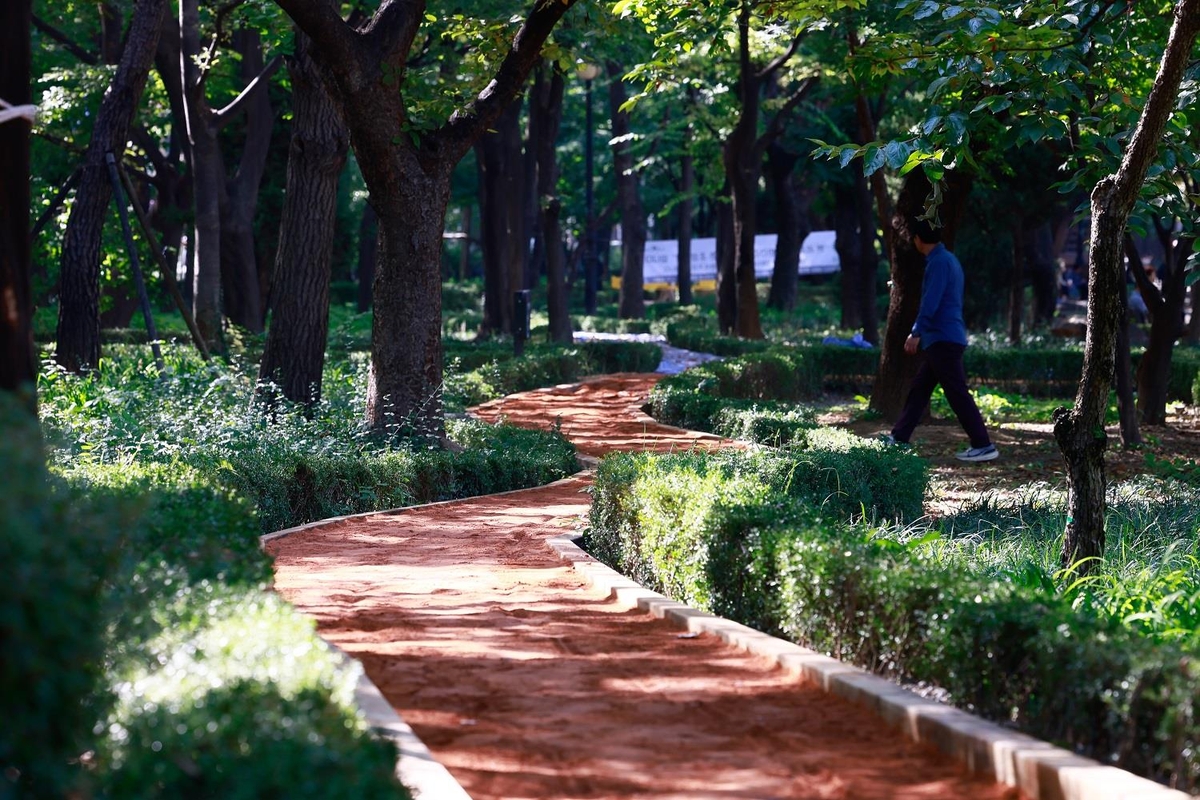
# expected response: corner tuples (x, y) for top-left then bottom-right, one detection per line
(444, 340), (662, 410)
(586, 448), (1200, 789)
(574, 315), (653, 335)
(746, 428), (927, 522)
(711, 405), (818, 447)
(576, 339), (662, 373)
(94, 593), (404, 799)
(221, 418), (578, 532)
(1, 402), (123, 798)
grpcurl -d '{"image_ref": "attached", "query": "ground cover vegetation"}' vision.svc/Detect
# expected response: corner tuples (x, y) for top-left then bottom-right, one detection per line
(585, 437), (1200, 790)
(5, 0), (1200, 794)
(7, 324), (680, 795)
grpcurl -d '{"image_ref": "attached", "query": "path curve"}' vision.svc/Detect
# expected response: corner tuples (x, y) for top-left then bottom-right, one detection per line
(267, 375), (1021, 800)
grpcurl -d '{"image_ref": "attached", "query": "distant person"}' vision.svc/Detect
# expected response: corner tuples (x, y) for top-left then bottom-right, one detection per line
(885, 218), (998, 462)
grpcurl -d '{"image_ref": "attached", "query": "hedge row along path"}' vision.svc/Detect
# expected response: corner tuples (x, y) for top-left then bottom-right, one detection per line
(267, 374), (1023, 800)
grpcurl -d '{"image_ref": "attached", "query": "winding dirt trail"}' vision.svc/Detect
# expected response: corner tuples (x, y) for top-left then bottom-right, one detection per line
(267, 375), (1022, 799)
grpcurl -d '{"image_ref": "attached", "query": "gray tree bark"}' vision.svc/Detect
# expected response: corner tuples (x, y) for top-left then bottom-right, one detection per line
(257, 23), (349, 409)
(274, 0), (577, 440)
(1054, 0), (1200, 572)
(530, 61), (572, 344)
(55, 0), (166, 372)
(608, 61), (646, 320)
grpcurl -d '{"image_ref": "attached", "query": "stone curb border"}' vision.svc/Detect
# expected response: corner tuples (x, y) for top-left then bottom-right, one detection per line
(546, 532), (1189, 800)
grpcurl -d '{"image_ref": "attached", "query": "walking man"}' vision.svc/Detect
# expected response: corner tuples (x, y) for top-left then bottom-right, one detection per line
(888, 218), (998, 462)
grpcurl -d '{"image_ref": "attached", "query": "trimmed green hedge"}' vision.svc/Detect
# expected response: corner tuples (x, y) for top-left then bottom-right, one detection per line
(2, 402), (408, 798)
(664, 318), (1200, 401)
(445, 340), (662, 410)
(585, 449), (1200, 790)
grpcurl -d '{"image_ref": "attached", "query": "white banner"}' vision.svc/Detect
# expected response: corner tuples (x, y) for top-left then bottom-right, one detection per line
(641, 231), (839, 286)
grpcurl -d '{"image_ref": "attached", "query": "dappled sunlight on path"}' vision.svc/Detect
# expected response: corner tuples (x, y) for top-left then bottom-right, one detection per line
(268, 375), (1024, 800)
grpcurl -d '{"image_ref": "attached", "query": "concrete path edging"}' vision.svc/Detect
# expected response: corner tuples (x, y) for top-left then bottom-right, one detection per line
(546, 532), (1190, 800)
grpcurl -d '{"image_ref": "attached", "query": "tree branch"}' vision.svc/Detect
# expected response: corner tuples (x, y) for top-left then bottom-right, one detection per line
(274, 0), (361, 79)
(438, 0), (579, 163)
(755, 75), (818, 158)
(32, 15), (99, 65)
(214, 54), (283, 123)
(755, 33), (805, 82)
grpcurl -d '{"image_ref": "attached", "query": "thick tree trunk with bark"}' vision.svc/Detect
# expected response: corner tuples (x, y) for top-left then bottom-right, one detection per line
(220, 29), (274, 334)
(1114, 276), (1142, 448)
(476, 101), (525, 336)
(1133, 231), (1191, 424)
(852, 146), (879, 343)
(716, 197), (736, 334)
(257, 27), (349, 408)
(530, 62), (571, 344)
(870, 172), (933, 420)
(766, 143), (802, 312)
(608, 63), (646, 320)
(723, 80), (764, 338)
(180, 0), (224, 353)
(677, 131), (694, 307)
(1054, 0), (1200, 572)
(146, 16), (191, 290)
(1009, 220), (1025, 343)
(55, 0), (166, 372)
(275, 0), (576, 439)
(0, 0), (37, 412)
(356, 203), (378, 312)
(834, 182), (864, 331)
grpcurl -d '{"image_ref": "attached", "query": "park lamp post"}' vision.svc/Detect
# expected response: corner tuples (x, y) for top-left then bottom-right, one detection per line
(578, 61), (600, 316)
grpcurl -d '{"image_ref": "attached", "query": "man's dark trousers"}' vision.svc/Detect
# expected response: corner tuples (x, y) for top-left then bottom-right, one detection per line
(891, 341), (990, 448)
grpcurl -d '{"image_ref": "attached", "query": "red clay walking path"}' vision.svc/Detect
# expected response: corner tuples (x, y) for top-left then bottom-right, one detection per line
(267, 374), (1022, 799)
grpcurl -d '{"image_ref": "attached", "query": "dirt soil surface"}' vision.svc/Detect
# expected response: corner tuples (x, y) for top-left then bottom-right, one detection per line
(267, 374), (1051, 800)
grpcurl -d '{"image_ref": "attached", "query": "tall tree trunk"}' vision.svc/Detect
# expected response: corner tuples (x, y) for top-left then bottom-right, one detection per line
(531, 62), (571, 343)
(220, 28), (273, 334)
(1134, 231), (1191, 424)
(356, 202), (377, 312)
(275, 0), (576, 439)
(147, 14), (191, 294)
(475, 101), (525, 336)
(834, 182), (864, 331)
(853, 148), (879, 343)
(1114, 259), (1142, 448)
(724, 1), (764, 339)
(1028, 222), (1058, 326)
(1009, 219), (1025, 343)
(766, 143), (803, 312)
(677, 125), (694, 307)
(1055, 0), (1200, 572)
(180, 0), (224, 353)
(98, 1), (124, 64)
(608, 61), (646, 320)
(0, 0), (37, 412)
(55, 0), (166, 372)
(716, 196), (736, 334)
(257, 24), (349, 408)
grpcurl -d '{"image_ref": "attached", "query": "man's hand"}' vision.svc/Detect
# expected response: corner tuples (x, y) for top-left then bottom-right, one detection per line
(904, 334), (921, 355)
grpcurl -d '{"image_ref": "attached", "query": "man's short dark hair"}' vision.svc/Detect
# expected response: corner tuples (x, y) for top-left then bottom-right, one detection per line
(910, 217), (942, 244)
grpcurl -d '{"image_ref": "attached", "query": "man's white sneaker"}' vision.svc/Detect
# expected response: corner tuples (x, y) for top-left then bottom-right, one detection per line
(956, 444), (998, 462)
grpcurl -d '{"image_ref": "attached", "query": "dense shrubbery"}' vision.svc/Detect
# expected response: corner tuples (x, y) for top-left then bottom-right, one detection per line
(444, 340), (662, 410)
(1, 402), (406, 798)
(14, 339), (590, 796)
(585, 449), (1200, 790)
(665, 317), (1200, 401)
